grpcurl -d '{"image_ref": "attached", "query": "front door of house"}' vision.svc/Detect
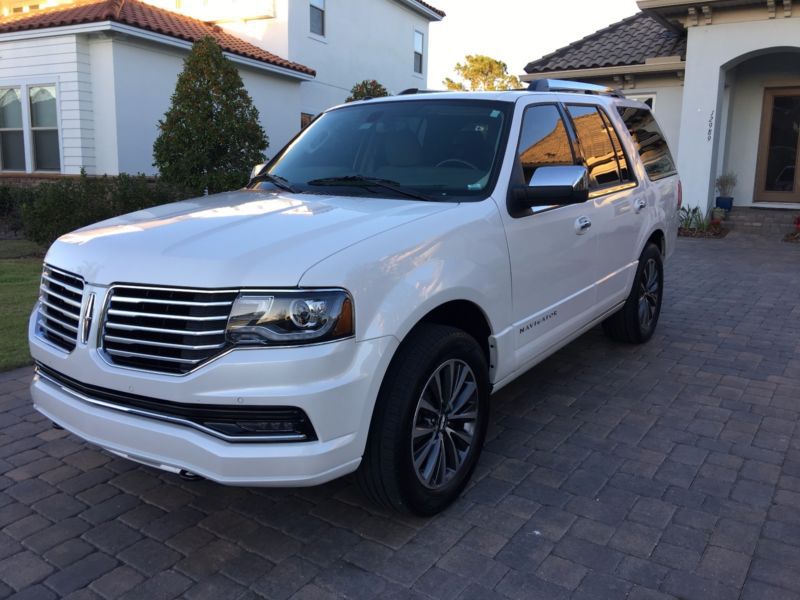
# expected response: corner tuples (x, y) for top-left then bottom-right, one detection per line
(755, 88), (800, 203)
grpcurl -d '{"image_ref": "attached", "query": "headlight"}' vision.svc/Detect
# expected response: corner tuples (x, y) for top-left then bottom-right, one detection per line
(226, 289), (354, 346)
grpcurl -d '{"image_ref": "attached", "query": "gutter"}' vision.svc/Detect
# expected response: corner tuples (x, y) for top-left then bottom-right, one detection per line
(392, 0), (445, 21)
(0, 21), (315, 81)
(521, 59), (686, 82)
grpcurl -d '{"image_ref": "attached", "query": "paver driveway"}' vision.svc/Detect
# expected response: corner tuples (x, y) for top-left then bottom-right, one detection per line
(1, 233), (800, 600)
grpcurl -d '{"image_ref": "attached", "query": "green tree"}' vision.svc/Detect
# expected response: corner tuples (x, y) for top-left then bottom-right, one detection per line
(443, 55), (521, 91)
(346, 79), (389, 102)
(153, 36), (268, 194)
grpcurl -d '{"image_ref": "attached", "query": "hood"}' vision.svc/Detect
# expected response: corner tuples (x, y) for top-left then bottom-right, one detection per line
(45, 189), (454, 288)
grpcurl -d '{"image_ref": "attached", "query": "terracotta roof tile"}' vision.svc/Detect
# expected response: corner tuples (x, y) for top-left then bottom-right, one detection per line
(410, 0), (445, 17)
(525, 12), (686, 74)
(0, 0), (315, 76)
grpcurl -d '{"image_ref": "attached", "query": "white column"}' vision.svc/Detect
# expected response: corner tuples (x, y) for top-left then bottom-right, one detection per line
(675, 26), (725, 212)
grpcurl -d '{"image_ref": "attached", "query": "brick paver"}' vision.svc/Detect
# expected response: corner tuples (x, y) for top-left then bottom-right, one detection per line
(1, 233), (799, 599)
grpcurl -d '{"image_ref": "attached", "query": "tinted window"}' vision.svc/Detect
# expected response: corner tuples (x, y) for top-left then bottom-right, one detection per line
(599, 109), (632, 183)
(566, 104), (621, 188)
(516, 104), (574, 183)
(617, 106), (677, 180)
(264, 100), (512, 200)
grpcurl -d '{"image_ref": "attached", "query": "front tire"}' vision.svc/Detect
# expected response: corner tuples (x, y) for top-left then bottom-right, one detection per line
(357, 324), (489, 516)
(602, 243), (664, 344)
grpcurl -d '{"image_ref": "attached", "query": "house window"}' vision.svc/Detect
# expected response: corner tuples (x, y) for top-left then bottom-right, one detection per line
(0, 83), (60, 173)
(0, 88), (25, 171)
(414, 30), (424, 74)
(300, 112), (315, 129)
(310, 0), (325, 36)
(628, 94), (656, 110)
(30, 86), (59, 171)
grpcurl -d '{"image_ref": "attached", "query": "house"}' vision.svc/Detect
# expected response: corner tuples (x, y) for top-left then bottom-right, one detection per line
(523, 0), (800, 213)
(0, 0), (444, 177)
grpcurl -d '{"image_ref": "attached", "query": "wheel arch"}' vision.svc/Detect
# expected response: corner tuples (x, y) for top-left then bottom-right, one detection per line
(645, 228), (666, 257)
(414, 300), (493, 366)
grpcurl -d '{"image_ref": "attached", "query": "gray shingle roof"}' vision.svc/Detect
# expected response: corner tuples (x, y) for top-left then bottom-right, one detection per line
(524, 12), (686, 74)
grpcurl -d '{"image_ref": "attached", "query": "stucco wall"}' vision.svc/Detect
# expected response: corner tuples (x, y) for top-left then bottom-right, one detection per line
(110, 36), (303, 175)
(678, 16), (800, 210)
(722, 52), (800, 206)
(287, 0), (433, 116)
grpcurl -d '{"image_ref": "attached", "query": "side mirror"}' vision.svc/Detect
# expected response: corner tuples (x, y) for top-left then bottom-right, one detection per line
(250, 163), (266, 180)
(512, 165), (590, 208)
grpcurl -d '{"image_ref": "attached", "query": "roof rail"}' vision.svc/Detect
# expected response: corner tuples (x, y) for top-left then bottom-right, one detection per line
(527, 79), (625, 98)
(398, 88), (443, 95)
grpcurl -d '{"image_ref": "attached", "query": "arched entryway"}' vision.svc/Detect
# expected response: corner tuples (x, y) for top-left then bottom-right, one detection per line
(718, 48), (800, 207)
(676, 16), (800, 211)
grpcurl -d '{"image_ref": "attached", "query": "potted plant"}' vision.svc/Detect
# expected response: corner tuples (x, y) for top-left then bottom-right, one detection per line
(712, 207), (726, 222)
(715, 172), (737, 212)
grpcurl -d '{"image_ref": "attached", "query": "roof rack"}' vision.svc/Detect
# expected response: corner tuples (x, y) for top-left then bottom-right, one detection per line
(527, 79), (625, 98)
(398, 88), (443, 95)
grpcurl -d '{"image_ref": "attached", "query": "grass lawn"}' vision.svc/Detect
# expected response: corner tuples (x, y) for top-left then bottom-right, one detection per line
(0, 240), (43, 372)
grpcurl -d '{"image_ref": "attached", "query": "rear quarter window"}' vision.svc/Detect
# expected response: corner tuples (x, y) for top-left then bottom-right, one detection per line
(617, 106), (677, 181)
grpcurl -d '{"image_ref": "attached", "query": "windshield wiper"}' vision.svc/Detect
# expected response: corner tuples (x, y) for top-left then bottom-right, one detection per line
(307, 175), (432, 202)
(252, 172), (299, 194)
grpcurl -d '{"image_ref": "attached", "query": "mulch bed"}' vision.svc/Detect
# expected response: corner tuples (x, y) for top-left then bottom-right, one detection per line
(678, 227), (729, 239)
(783, 231), (800, 243)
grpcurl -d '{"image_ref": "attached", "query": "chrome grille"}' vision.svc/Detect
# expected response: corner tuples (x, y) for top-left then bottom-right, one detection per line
(101, 286), (238, 374)
(38, 265), (85, 352)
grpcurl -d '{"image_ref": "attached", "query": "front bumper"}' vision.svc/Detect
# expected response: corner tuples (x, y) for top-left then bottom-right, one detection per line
(30, 318), (398, 486)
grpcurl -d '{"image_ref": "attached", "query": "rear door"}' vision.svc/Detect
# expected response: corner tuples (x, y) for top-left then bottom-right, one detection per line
(563, 103), (640, 315)
(617, 105), (681, 261)
(500, 102), (599, 371)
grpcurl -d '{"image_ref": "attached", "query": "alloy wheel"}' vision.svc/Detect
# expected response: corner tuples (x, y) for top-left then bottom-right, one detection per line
(411, 359), (479, 490)
(638, 258), (660, 329)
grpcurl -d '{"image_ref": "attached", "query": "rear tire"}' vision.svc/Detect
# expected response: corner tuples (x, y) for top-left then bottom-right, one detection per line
(357, 323), (489, 516)
(602, 243), (664, 344)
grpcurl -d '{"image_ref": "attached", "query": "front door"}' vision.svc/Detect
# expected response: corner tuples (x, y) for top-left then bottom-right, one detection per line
(755, 88), (800, 203)
(502, 102), (598, 371)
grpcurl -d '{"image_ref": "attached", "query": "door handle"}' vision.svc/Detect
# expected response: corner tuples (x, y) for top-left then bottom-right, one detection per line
(635, 198), (647, 213)
(575, 216), (592, 234)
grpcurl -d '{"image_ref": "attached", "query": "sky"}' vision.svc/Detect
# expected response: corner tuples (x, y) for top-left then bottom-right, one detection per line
(427, 0), (641, 88)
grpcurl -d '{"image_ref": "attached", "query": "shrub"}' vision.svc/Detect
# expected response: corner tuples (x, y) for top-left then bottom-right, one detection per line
(0, 185), (34, 236)
(15, 172), (192, 247)
(153, 36), (268, 194)
(346, 80), (389, 102)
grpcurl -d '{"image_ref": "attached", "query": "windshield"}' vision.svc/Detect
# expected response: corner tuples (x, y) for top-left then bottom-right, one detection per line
(257, 99), (512, 201)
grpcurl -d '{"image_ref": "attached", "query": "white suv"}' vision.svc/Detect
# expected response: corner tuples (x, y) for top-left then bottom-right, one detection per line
(29, 81), (680, 515)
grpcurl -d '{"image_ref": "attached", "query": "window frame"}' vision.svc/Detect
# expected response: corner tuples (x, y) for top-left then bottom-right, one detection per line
(413, 29), (425, 75)
(563, 102), (637, 198)
(29, 84), (61, 172)
(0, 86), (25, 172)
(309, 0), (325, 37)
(507, 101), (581, 218)
(0, 78), (62, 174)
